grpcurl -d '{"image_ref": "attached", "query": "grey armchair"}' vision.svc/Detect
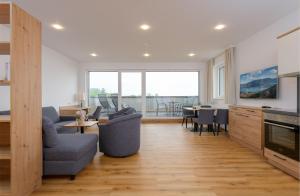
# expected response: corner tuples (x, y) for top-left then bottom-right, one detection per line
(99, 113), (142, 157)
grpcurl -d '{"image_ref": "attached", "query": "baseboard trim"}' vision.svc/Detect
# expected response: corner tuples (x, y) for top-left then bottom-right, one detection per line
(99, 118), (182, 124)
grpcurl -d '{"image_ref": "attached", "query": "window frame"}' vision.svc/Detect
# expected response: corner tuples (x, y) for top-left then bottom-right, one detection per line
(87, 70), (202, 118)
(213, 63), (225, 100)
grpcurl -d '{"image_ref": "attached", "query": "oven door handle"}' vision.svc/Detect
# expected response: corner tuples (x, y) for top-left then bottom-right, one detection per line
(264, 122), (295, 130)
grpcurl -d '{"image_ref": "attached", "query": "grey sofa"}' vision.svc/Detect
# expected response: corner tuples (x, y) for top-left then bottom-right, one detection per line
(108, 107), (136, 120)
(42, 106), (77, 134)
(0, 110), (10, 115)
(99, 113), (142, 157)
(42, 117), (98, 180)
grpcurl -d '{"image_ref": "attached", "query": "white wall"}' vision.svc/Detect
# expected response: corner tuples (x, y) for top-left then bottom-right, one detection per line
(78, 62), (208, 104)
(235, 9), (300, 110)
(0, 24), (79, 110)
(42, 46), (79, 109)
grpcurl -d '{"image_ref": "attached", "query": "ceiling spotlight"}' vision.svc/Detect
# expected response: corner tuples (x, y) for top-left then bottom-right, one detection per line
(188, 53), (196, 57)
(51, 23), (64, 30)
(140, 24), (151, 31)
(143, 53), (151, 57)
(214, 24), (226, 30)
(90, 53), (98, 57)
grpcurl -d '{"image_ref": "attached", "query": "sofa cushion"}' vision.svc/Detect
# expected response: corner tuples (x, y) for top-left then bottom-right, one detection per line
(42, 106), (60, 123)
(42, 117), (59, 148)
(44, 134), (98, 161)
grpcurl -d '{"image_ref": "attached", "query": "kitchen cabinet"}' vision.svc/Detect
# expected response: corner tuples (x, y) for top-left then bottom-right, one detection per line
(277, 27), (300, 76)
(229, 105), (263, 154)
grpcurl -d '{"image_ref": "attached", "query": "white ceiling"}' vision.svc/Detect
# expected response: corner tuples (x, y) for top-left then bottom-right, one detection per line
(12, 0), (300, 63)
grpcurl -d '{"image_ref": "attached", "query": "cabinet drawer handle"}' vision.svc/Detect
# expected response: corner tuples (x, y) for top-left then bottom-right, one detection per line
(237, 113), (249, 118)
(273, 154), (287, 161)
(264, 122), (295, 130)
(246, 110), (255, 113)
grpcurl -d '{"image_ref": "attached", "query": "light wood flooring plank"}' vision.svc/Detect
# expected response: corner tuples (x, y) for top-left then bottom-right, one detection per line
(33, 124), (300, 196)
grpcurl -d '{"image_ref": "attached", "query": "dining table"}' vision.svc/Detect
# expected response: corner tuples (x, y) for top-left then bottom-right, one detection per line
(183, 106), (229, 132)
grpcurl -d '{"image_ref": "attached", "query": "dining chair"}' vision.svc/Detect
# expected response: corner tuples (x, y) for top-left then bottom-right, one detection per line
(182, 106), (195, 128)
(193, 109), (215, 136)
(214, 109), (229, 135)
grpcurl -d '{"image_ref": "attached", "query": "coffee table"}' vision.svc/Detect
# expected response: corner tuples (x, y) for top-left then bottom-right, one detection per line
(63, 120), (98, 134)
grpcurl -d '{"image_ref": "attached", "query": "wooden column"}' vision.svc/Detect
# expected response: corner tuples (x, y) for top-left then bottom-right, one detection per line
(10, 4), (42, 196)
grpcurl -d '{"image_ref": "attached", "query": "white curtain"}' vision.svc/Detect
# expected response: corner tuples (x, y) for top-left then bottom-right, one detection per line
(224, 47), (236, 104)
(207, 58), (214, 104)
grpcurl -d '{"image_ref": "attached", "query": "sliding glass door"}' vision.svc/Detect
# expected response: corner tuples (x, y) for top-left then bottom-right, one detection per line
(89, 72), (118, 116)
(88, 71), (199, 117)
(121, 72), (142, 112)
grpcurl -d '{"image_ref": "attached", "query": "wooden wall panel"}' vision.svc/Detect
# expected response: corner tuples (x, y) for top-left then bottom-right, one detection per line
(10, 4), (42, 196)
(0, 4), (10, 24)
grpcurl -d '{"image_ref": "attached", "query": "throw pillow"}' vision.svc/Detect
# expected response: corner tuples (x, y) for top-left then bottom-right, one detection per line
(42, 116), (59, 148)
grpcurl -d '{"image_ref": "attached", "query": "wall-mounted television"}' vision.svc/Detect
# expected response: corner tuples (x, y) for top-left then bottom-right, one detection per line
(240, 65), (278, 99)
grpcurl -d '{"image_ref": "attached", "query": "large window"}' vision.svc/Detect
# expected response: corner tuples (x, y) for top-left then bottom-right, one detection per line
(146, 72), (198, 117)
(89, 71), (200, 118)
(213, 63), (225, 99)
(121, 72), (142, 112)
(89, 72), (118, 115)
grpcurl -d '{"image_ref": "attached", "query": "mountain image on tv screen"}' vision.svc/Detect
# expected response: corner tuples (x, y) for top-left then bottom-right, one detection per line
(240, 65), (278, 99)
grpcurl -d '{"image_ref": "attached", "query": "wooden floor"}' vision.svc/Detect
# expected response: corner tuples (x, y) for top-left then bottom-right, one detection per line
(33, 124), (299, 196)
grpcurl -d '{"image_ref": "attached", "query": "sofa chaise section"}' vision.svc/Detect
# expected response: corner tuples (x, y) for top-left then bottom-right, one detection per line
(42, 117), (98, 180)
(43, 134), (98, 179)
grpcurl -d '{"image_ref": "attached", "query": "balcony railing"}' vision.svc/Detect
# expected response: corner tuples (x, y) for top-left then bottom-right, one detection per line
(89, 95), (198, 117)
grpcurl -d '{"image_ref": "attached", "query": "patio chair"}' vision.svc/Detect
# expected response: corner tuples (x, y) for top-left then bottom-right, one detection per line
(110, 94), (118, 112)
(155, 96), (168, 116)
(98, 95), (113, 114)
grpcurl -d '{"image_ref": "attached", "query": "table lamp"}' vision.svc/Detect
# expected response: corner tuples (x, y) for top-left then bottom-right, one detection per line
(78, 92), (86, 108)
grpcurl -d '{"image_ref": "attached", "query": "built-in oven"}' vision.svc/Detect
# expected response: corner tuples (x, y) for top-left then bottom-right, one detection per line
(264, 113), (299, 161)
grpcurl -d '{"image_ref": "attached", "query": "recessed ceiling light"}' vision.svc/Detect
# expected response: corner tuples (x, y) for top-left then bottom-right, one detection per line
(143, 53), (151, 57)
(188, 53), (196, 57)
(51, 23), (64, 30)
(90, 53), (98, 57)
(214, 24), (226, 30)
(140, 24), (151, 31)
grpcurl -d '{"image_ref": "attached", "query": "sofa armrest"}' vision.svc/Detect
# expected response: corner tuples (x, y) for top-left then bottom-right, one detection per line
(60, 116), (76, 121)
(107, 113), (142, 125)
